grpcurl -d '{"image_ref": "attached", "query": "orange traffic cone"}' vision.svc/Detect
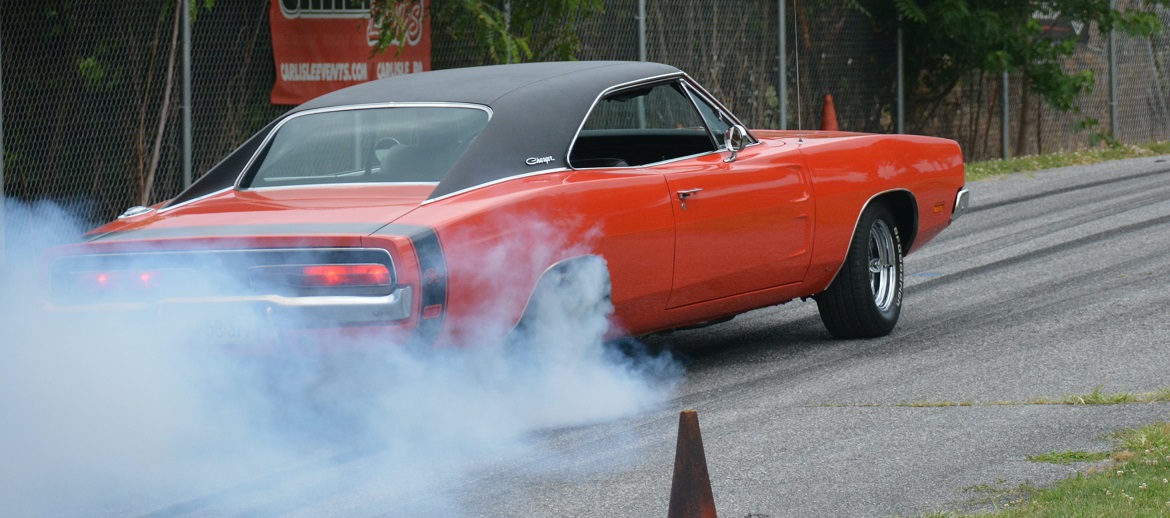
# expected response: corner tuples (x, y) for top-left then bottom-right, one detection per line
(821, 94), (840, 131)
(666, 410), (717, 518)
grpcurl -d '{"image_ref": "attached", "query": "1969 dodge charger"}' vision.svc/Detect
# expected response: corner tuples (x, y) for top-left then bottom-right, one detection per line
(44, 61), (968, 348)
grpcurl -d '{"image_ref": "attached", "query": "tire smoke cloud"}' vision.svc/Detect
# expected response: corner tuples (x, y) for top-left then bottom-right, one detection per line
(0, 198), (682, 515)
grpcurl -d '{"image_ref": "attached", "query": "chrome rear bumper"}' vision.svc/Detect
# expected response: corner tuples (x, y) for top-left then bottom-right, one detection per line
(49, 286), (413, 326)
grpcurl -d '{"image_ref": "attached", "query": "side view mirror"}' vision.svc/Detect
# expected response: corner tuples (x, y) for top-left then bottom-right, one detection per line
(723, 125), (749, 163)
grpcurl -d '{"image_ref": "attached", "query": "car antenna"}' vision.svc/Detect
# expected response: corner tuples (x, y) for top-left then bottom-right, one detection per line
(793, 0), (804, 145)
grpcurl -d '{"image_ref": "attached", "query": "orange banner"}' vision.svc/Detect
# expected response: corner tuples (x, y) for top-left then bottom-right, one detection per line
(270, 0), (431, 105)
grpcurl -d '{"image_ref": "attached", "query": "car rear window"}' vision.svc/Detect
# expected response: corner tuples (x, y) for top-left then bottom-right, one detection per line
(244, 106), (489, 188)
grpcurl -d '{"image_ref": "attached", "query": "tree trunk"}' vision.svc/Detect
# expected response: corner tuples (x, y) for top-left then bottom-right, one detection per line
(140, 1), (182, 206)
(1016, 76), (1030, 157)
(1035, 99), (1043, 155)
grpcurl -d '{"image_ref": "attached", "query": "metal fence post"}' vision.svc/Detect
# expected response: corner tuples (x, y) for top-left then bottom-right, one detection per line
(637, 0), (646, 62)
(182, 0), (193, 189)
(1148, 39), (1170, 137)
(896, 14), (904, 134)
(778, 0), (786, 130)
(1109, 0), (1118, 139)
(504, 1), (512, 64)
(0, 20), (6, 266)
(1002, 70), (1010, 159)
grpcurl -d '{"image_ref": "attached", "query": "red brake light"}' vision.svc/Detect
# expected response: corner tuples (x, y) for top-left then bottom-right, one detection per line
(76, 270), (159, 289)
(299, 264), (391, 287)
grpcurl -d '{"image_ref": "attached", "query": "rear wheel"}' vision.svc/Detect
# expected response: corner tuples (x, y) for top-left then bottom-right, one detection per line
(507, 256), (614, 362)
(815, 202), (904, 338)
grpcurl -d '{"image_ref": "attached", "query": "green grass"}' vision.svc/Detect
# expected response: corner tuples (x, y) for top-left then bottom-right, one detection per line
(965, 141), (1170, 182)
(919, 422), (1170, 517)
(835, 387), (1170, 516)
(993, 422), (1170, 517)
(1035, 386), (1170, 406)
(1026, 450), (1110, 465)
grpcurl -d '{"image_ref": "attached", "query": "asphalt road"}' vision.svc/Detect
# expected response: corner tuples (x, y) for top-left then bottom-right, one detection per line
(456, 154), (1170, 517)
(72, 156), (1170, 517)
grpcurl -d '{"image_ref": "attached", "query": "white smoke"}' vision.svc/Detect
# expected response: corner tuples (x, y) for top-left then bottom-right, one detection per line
(0, 197), (682, 516)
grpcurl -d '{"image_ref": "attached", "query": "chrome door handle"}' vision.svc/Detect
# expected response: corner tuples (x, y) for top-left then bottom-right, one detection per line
(676, 188), (703, 200)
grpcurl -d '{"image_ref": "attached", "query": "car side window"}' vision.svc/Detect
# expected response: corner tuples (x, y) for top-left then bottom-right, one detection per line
(686, 86), (733, 148)
(570, 81), (718, 168)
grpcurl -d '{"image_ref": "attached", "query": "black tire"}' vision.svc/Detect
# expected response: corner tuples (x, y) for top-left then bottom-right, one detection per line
(815, 202), (904, 338)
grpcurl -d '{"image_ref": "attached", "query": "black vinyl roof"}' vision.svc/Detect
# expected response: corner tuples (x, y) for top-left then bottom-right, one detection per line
(168, 61), (684, 208)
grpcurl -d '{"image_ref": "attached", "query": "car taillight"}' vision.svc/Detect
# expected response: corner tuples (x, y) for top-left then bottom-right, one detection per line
(72, 269), (166, 290)
(300, 264), (391, 287)
(249, 264), (392, 288)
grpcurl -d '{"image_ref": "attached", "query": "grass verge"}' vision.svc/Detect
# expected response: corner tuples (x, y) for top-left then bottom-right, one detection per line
(1025, 450), (1110, 465)
(988, 422), (1170, 517)
(884, 386), (1170, 408)
(917, 422), (1170, 517)
(965, 141), (1170, 182)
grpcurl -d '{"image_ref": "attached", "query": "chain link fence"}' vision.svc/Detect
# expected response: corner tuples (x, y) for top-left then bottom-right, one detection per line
(4, 0), (1170, 257)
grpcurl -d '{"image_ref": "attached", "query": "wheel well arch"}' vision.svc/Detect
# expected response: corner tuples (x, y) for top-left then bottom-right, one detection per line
(511, 254), (612, 332)
(870, 190), (918, 252)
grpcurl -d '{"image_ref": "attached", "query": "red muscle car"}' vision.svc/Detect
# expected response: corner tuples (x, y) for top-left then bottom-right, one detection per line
(44, 61), (968, 348)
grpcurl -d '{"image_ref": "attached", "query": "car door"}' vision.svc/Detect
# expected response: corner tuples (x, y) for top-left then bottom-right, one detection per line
(662, 83), (814, 309)
(567, 78), (813, 310)
(661, 143), (813, 308)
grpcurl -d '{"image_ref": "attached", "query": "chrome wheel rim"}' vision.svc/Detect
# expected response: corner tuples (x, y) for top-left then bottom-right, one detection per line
(868, 219), (897, 311)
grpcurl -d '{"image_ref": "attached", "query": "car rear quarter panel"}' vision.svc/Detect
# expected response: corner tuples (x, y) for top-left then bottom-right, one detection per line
(394, 169), (677, 344)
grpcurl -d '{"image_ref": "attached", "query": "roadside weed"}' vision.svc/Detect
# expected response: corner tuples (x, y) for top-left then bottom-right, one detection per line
(1057, 385), (1138, 405)
(1026, 450), (1110, 465)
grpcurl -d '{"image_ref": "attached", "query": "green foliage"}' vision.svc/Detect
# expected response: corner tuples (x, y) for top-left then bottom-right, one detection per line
(371, 0), (602, 64)
(883, 0), (1170, 114)
(1075, 116), (1120, 147)
(77, 56), (110, 89)
(190, 0), (215, 23)
(892, 0), (927, 24)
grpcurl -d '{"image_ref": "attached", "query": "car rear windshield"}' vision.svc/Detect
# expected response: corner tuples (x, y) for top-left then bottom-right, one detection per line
(244, 106), (490, 188)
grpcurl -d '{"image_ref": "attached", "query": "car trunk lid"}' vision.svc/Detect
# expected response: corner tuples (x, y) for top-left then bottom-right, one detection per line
(87, 185), (434, 242)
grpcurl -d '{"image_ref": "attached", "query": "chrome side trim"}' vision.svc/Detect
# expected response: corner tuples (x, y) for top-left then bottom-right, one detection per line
(678, 82), (722, 148)
(247, 181), (439, 193)
(158, 187), (232, 214)
(118, 206), (155, 219)
(420, 167), (570, 205)
(678, 74), (759, 144)
(564, 73), (760, 171)
(564, 72), (683, 165)
(952, 186), (970, 222)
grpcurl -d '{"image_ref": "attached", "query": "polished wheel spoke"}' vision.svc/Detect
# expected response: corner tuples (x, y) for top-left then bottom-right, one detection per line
(868, 220), (897, 311)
